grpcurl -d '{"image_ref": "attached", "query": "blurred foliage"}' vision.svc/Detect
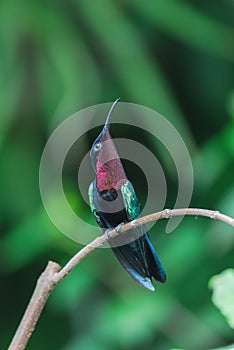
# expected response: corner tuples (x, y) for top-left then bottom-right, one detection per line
(0, 0), (234, 349)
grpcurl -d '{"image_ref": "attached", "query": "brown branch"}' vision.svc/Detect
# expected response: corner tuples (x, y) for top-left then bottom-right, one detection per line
(8, 261), (61, 350)
(8, 208), (234, 350)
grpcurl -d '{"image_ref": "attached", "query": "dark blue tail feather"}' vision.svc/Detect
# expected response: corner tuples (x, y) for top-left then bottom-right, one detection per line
(111, 232), (166, 291)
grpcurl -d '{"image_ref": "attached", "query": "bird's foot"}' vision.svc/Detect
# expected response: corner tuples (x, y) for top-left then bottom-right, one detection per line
(104, 222), (125, 240)
(115, 222), (125, 233)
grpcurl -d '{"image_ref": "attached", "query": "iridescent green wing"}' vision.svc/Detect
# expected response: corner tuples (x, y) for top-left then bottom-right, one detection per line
(120, 180), (141, 220)
(88, 181), (103, 227)
(88, 181), (96, 214)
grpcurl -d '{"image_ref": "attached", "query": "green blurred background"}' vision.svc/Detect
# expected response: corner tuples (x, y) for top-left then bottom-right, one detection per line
(1, 0), (234, 349)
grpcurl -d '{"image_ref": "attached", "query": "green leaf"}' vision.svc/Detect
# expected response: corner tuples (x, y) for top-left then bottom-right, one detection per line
(209, 269), (234, 329)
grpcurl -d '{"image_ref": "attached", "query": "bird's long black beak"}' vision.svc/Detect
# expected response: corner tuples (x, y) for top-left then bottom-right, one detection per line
(102, 98), (120, 134)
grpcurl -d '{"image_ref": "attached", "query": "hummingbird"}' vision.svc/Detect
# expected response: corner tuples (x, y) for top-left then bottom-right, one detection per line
(88, 99), (166, 291)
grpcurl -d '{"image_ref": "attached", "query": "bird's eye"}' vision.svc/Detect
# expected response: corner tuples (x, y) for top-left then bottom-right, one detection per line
(94, 142), (102, 151)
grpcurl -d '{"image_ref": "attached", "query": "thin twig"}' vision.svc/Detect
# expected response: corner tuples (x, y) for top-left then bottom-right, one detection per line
(8, 208), (234, 350)
(53, 208), (234, 282)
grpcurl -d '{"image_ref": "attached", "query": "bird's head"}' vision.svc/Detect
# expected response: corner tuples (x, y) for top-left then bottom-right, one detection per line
(90, 99), (127, 192)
